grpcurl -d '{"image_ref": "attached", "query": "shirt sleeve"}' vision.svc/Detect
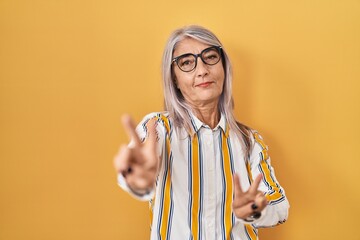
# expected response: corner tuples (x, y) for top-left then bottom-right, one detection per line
(243, 131), (290, 227)
(116, 112), (167, 201)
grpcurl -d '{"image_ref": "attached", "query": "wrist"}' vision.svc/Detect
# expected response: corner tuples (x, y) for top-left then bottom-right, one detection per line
(117, 173), (155, 201)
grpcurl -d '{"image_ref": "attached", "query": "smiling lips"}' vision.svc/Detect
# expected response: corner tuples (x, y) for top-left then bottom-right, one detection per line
(196, 82), (213, 87)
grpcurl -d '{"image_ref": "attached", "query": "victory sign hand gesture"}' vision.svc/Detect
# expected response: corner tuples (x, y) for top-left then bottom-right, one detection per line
(232, 174), (268, 221)
(113, 115), (160, 195)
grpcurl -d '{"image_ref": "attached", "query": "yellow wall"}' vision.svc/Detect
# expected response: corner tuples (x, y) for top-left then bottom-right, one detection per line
(1, 0), (359, 239)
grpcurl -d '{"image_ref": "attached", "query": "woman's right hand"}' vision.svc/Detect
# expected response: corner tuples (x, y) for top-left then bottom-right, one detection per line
(113, 115), (160, 195)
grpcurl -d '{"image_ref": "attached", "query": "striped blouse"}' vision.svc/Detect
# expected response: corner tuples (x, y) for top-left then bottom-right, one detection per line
(118, 112), (289, 240)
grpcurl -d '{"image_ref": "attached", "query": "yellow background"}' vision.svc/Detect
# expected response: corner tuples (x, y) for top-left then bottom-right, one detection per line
(1, 0), (359, 239)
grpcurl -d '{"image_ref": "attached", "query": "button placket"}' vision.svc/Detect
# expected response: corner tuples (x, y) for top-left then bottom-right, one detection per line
(202, 128), (217, 239)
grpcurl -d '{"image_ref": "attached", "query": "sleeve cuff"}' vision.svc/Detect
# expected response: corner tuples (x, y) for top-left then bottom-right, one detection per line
(117, 174), (155, 201)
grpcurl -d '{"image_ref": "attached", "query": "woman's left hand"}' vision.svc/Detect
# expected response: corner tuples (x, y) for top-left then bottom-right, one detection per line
(232, 174), (268, 220)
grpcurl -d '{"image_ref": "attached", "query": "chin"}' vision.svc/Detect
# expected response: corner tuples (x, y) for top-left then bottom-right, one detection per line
(197, 95), (221, 105)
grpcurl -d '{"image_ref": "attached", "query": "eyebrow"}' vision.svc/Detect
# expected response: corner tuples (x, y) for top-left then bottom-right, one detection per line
(173, 46), (216, 59)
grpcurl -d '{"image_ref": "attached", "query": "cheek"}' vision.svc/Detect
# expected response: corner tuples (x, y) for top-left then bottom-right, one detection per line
(175, 72), (193, 89)
(216, 69), (225, 88)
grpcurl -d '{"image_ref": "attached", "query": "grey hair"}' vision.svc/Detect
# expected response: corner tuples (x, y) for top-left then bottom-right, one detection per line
(161, 25), (252, 155)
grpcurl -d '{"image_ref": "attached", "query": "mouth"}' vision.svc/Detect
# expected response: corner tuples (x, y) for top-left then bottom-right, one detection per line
(196, 81), (214, 87)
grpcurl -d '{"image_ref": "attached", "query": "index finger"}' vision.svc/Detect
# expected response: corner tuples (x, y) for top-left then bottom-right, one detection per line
(121, 114), (141, 146)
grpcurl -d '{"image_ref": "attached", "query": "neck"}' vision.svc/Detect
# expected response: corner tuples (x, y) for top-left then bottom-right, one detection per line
(191, 102), (220, 129)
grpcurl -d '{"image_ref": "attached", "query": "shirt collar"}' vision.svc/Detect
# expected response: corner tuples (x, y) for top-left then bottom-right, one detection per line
(188, 111), (229, 137)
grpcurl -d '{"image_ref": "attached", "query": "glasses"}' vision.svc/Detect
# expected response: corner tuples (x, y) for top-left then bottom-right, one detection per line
(172, 46), (222, 72)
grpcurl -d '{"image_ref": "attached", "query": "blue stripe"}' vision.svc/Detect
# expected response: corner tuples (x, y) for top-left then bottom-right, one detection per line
(156, 153), (168, 238)
(268, 196), (286, 205)
(226, 136), (235, 239)
(264, 160), (281, 190)
(166, 153), (174, 240)
(140, 118), (150, 143)
(219, 133), (226, 240)
(257, 164), (285, 205)
(197, 132), (203, 240)
(253, 227), (258, 236)
(156, 130), (171, 239)
(168, 116), (173, 140)
(189, 114), (198, 133)
(187, 136), (193, 240)
(244, 226), (252, 240)
(258, 162), (283, 192)
(226, 137), (235, 174)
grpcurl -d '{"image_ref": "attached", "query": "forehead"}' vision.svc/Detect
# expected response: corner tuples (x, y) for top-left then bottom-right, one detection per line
(173, 38), (212, 57)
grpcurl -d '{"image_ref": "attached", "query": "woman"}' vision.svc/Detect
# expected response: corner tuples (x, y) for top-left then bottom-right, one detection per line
(114, 25), (289, 240)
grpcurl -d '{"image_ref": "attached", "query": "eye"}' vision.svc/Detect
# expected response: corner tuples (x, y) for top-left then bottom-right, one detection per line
(203, 49), (220, 63)
(205, 54), (219, 60)
(178, 55), (195, 67)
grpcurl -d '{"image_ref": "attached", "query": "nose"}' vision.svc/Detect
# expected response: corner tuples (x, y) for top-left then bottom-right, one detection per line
(195, 56), (209, 77)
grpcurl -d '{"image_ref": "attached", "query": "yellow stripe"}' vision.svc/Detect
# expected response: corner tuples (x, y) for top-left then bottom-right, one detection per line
(260, 159), (283, 202)
(225, 122), (230, 138)
(253, 132), (269, 160)
(245, 161), (253, 183)
(191, 134), (200, 240)
(160, 115), (170, 134)
(160, 158), (171, 238)
(245, 224), (257, 240)
(155, 115), (172, 239)
(221, 132), (233, 239)
(253, 132), (283, 203)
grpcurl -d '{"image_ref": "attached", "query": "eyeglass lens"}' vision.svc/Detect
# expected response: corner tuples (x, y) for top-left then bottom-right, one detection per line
(176, 47), (221, 72)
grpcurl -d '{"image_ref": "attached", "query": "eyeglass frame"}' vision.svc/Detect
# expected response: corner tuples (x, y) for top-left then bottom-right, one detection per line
(171, 46), (223, 72)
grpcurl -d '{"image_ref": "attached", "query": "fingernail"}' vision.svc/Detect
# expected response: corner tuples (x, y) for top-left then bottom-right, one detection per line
(252, 212), (261, 219)
(251, 203), (258, 210)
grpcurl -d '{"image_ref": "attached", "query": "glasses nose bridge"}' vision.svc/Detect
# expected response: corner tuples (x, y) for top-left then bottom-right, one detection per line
(192, 53), (209, 74)
(194, 52), (206, 65)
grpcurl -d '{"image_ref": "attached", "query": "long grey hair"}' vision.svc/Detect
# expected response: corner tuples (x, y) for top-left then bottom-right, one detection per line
(161, 25), (252, 155)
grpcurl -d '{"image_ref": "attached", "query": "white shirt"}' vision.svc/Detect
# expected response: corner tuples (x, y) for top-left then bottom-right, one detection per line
(118, 112), (289, 240)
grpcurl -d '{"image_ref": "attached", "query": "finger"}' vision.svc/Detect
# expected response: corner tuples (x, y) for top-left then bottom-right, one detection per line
(233, 174), (244, 197)
(248, 174), (263, 195)
(122, 114), (141, 146)
(113, 145), (131, 174)
(233, 202), (257, 219)
(254, 192), (268, 211)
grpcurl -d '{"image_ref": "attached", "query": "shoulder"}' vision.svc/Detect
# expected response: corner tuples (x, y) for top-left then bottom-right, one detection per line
(250, 130), (267, 147)
(141, 111), (171, 126)
(249, 130), (270, 160)
(140, 111), (169, 121)
(137, 111), (172, 135)
(248, 129), (261, 141)
(138, 112), (170, 124)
